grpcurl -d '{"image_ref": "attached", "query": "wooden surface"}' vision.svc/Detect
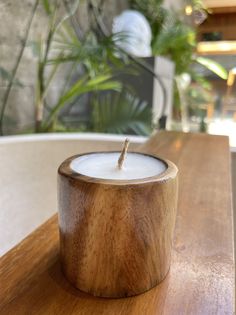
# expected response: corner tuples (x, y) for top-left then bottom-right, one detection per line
(58, 154), (178, 297)
(0, 131), (234, 314)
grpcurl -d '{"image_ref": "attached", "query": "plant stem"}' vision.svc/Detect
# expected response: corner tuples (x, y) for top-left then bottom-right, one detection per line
(35, 4), (59, 132)
(41, 61), (76, 131)
(0, 0), (39, 136)
(38, 0), (82, 132)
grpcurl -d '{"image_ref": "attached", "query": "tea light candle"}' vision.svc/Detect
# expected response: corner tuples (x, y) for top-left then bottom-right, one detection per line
(58, 139), (178, 298)
(70, 139), (166, 180)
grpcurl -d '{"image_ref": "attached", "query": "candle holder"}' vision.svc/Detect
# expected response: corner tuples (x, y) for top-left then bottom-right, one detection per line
(58, 152), (178, 298)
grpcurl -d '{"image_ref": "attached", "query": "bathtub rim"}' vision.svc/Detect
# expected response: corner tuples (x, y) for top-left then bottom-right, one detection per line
(0, 132), (148, 145)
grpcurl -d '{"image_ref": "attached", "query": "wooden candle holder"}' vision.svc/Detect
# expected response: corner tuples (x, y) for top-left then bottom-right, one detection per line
(58, 152), (178, 298)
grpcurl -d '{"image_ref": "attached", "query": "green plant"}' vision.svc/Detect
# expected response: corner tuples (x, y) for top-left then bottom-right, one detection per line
(0, 0), (174, 135)
(5, 0), (224, 135)
(30, 0), (125, 132)
(91, 90), (152, 135)
(0, 0), (136, 135)
(196, 57), (228, 80)
(32, 0), (156, 135)
(131, 0), (227, 78)
(130, 0), (166, 40)
(130, 0), (228, 128)
(87, 0), (168, 130)
(152, 17), (196, 75)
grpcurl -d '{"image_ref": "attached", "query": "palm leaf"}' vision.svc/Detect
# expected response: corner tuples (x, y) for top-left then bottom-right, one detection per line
(50, 27), (125, 70)
(92, 91), (152, 135)
(195, 57), (228, 80)
(44, 75), (122, 128)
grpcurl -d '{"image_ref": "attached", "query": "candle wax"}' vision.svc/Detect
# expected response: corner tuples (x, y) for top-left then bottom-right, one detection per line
(70, 152), (166, 180)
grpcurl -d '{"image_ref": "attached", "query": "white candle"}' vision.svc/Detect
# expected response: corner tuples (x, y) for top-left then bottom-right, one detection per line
(70, 152), (167, 180)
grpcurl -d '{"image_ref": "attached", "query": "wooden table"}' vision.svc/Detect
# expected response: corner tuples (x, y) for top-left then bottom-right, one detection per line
(0, 131), (234, 314)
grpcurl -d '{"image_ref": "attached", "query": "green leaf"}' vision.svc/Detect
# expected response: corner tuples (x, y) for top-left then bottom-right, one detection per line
(151, 13), (196, 74)
(44, 75), (122, 128)
(196, 57), (228, 80)
(58, 75), (118, 104)
(92, 90), (152, 135)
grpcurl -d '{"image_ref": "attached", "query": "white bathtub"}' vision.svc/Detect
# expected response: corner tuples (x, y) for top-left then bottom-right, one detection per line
(0, 133), (147, 256)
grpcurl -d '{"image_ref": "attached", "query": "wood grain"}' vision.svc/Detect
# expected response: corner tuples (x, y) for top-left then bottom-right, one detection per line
(0, 131), (234, 314)
(58, 154), (178, 297)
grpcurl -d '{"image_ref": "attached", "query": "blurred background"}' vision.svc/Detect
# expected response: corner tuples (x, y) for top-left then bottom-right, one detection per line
(0, 0), (236, 146)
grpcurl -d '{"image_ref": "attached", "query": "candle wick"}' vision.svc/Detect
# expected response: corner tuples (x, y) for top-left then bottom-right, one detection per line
(117, 138), (130, 170)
